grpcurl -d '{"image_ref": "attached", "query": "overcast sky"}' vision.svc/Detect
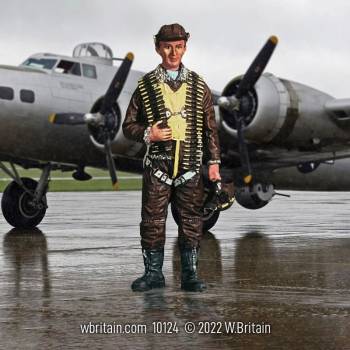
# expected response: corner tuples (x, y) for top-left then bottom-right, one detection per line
(0, 0), (349, 97)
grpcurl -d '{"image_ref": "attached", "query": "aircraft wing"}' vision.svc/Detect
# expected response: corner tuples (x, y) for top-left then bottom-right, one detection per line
(248, 146), (350, 171)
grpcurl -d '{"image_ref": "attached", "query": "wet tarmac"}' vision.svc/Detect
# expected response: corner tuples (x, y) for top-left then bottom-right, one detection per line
(0, 191), (350, 350)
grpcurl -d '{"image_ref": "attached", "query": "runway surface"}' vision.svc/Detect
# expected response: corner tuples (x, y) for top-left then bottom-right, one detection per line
(0, 191), (350, 350)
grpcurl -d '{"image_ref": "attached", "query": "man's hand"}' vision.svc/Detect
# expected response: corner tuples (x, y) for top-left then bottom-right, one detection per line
(208, 164), (221, 182)
(150, 121), (172, 142)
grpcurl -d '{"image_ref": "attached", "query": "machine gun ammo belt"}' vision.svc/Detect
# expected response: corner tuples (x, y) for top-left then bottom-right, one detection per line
(138, 69), (206, 172)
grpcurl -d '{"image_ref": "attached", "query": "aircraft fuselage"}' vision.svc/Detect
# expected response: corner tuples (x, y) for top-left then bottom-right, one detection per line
(0, 56), (143, 169)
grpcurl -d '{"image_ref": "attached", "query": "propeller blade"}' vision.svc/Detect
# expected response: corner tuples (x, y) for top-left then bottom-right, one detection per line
(100, 52), (134, 115)
(104, 138), (118, 190)
(49, 113), (86, 125)
(235, 35), (278, 99)
(235, 112), (253, 184)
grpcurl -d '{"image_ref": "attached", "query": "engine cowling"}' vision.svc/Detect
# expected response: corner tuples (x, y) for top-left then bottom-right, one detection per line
(219, 73), (345, 147)
(220, 73), (290, 143)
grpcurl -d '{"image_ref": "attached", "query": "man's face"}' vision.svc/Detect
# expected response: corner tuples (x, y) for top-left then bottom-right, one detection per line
(156, 40), (186, 70)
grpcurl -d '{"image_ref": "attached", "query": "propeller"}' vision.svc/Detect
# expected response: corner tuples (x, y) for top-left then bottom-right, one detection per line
(218, 36), (278, 184)
(49, 52), (134, 190)
(48, 113), (86, 125)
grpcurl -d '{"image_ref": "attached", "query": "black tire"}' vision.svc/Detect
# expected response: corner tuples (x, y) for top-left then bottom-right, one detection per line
(171, 202), (220, 232)
(1, 178), (47, 228)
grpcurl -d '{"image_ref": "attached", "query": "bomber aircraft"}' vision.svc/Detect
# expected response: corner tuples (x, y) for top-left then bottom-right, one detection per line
(1, 38), (350, 230)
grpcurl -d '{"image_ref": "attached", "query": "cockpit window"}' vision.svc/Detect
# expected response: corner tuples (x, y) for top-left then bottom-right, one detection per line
(54, 60), (81, 76)
(22, 58), (57, 70)
(82, 64), (97, 79)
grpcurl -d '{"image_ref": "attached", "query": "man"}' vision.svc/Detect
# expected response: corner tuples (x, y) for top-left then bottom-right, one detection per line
(123, 23), (221, 292)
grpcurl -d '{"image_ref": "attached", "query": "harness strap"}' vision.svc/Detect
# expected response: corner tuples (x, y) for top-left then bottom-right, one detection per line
(145, 157), (197, 187)
(153, 169), (173, 186)
(173, 171), (197, 187)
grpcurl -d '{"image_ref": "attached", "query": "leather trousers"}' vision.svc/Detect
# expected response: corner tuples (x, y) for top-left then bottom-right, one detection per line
(140, 161), (204, 250)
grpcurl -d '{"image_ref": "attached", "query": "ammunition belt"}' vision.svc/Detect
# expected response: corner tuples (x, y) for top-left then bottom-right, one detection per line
(138, 68), (206, 172)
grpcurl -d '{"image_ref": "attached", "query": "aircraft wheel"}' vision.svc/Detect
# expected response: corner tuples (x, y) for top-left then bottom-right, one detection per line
(234, 183), (274, 209)
(171, 203), (220, 232)
(1, 178), (47, 228)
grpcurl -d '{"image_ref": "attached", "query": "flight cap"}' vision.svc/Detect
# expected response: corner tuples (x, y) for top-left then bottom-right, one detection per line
(154, 23), (190, 45)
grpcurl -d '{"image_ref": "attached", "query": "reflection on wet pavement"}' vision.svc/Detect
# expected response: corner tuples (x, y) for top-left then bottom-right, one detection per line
(0, 191), (350, 349)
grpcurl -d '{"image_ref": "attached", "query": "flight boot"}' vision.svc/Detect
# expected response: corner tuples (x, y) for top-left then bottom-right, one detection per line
(131, 249), (165, 292)
(180, 247), (207, 292)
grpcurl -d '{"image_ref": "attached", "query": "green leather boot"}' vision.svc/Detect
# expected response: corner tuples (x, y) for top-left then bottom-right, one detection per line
(131, 249), (165, 292)
(180, 247), (207, 292)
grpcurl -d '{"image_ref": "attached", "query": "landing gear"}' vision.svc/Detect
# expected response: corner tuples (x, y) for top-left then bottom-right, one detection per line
(235, 183), (275, 209)
(2, 178), (47, 228)
(0, 163), (51, 228)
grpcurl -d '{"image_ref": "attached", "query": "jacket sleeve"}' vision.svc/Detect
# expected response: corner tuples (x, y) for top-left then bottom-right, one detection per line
(122, 88), (148, 143)
(203, 82), (221, 164)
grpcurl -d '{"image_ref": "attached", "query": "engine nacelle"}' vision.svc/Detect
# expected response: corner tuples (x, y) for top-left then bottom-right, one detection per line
(219, 73), (347, 147)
